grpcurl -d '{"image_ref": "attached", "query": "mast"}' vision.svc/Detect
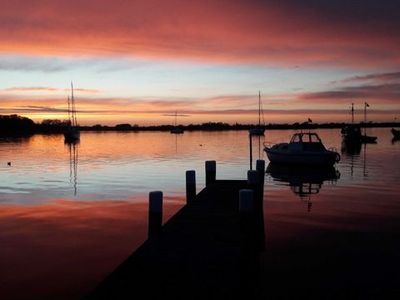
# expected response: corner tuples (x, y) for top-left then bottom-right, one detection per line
(174, 110), (177, 127)
(364, 102), (367, 136)
(71, 82), (77, 127)
(67, 96), (71, 126)
(351, 103), (354, 123)
(258, 91), (261, 126)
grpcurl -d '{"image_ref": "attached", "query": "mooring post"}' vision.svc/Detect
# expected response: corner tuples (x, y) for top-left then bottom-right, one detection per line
(148, 191), (163, 238)
(205, 160), (216, 186)
(256, 159), (265, 187)
(239, 188), (257, 289)
(239, 189), (254, 215)
(186, 170), (196, 203)
(249, 134), (253, 170)
(248, 168), (266, 252)
(247, 169), (260, 191)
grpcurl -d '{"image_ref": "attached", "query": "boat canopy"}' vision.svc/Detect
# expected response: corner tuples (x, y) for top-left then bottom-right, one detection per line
(290, 133), (322, 143)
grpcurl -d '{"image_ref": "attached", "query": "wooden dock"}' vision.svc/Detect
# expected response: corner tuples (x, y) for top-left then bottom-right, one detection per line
(87, 161), (266, 299)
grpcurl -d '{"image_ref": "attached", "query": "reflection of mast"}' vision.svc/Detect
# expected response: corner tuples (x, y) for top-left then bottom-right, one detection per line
(363, 143), (367, 178)
(68, 142), (79, 196)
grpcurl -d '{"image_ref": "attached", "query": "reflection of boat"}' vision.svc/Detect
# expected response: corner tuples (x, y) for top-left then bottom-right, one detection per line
(170, 111), (184, 134)
(341, 138), (362, 155)
(64, 82), (80, 142)
(391, 128), (400, 139)
(249, 91), (265, 136)
(266, 162), (340, 211)
(65, 139), (79, 196)
(264, 132), (340, 166)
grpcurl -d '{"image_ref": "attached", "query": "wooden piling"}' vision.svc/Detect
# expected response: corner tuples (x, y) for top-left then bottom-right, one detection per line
(239, 189), (254, 214)
(205, 160), (216, 186)
(148, 191), (163, 238)
(256, 159), (265, 185)
(185, 170), (196, 203)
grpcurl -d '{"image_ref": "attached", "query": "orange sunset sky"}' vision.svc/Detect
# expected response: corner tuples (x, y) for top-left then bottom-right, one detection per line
(0, 0), (399, 125)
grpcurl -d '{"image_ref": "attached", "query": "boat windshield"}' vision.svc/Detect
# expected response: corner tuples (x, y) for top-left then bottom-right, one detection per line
(290, 133), (322, 143)
(290, 133), (326, 150)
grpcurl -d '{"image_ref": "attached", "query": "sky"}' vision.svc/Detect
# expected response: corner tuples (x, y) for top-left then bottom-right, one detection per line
(0, 0), (399, 125)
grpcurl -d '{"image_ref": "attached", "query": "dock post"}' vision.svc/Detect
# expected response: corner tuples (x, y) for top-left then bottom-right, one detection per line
(205, 160), (216, 186)
(247, 169), (266, 251)
(239, 189), (254, 215)
(256, 159), (265, 187)
(239, 188), (257, 290)
(186, 170), (196, 203)
(249, 134), (253, 170)
(247, 170), (260, 192)
(148, 191), (163, 238)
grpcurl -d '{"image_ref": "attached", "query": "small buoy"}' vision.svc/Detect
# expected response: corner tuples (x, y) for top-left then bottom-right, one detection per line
(7, 162), (11, 166)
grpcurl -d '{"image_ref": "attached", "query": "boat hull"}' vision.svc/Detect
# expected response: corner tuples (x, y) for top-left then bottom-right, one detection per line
(391, 128), (400, 139)
(265, 148), (339, 166)
(170, 128), (184, 134)
(64, 128), (80, 142)
(360, 135), (377, 144)
(249, 128), (265, 136)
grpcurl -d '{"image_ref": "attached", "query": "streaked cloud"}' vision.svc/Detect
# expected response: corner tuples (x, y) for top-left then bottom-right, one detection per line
(1, 0), (399, 67)
(3, 87), (99, 93)
(297, 83), (400, 103)
(341, 71), (400, 83)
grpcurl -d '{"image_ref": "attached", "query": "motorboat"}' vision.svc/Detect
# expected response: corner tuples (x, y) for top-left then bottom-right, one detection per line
(264, 132), (340, 166)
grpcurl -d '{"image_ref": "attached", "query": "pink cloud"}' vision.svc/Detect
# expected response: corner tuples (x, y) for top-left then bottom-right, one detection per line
(1, 1), (399, 67)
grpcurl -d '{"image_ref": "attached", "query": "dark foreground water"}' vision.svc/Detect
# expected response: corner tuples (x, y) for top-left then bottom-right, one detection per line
(0, 128), (399, 299)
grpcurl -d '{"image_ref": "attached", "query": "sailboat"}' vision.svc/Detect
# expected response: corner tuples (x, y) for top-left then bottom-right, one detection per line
(341, 102), (376, 144)
(249, 91), (265, 136)
(170, 111), (184, 134)
(64, 82), (80, 142)
(360, 102), (377, 143)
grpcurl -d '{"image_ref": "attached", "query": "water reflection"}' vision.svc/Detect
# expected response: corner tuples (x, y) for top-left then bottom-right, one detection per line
(266, 163), (340, 212)
(341, 139), (362, 156)
(65, 140), (79, 196)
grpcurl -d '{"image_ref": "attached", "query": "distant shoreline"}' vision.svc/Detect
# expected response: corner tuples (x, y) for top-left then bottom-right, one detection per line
(1, 114), (399, 137)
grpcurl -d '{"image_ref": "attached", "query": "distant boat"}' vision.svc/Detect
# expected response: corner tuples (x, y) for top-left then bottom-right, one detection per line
(249, 91), (265, 136)
(64, 82), (80, 142)
(264, 132), (340, 166)
(341, 103), (376, 144)
(391, 128), (400, 139)
(170, 111), (184, 134)
(361, 102), (377, 143)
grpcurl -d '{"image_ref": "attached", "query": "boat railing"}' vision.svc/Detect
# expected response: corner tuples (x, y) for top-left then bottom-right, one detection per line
(263, 141), (273, 148)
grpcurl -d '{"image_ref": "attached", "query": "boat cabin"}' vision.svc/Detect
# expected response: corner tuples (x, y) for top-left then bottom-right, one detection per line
(288, 133), (327, 152)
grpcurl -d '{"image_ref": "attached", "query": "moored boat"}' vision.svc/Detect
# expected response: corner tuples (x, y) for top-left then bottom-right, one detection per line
(249, 91), (265, 136)
(391, 128), (400, 139)
(64, 82), (80, 142)
(264, 132), (340, 166)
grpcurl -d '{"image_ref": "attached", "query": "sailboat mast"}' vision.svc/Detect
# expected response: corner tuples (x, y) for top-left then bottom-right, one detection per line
(67, 96), (71, 125)
(351, 103), (354, 123)
(258, 91), (261, 126)
(71, 82), (77, 127)
(364, 102), (367, 135)
(174, 110), (177, 127)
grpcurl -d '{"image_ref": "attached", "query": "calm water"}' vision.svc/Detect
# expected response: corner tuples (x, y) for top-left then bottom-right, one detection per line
(0, 129), (399, 299)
